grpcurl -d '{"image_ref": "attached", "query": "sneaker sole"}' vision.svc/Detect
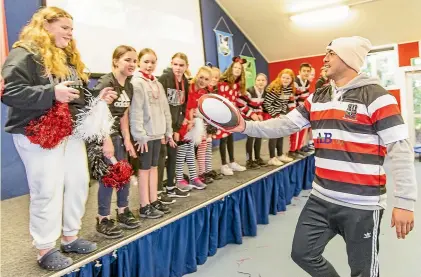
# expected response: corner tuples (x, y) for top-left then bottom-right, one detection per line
(160, 200), (176, 205)
(139, 214), (163, 219)
(119, 222), (141, 230)
(168, 193), (190, 198)
(97, 231), (124, 239)
(191, 185), (206, 190)
(176, 187), (192, 192)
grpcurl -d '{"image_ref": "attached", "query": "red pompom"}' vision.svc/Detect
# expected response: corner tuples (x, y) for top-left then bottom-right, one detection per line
(25, 102), (73, 149)
(102, 160), (133, 190)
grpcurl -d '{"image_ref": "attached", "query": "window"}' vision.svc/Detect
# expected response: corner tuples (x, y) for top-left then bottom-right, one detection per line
(360, 45), (399, 89)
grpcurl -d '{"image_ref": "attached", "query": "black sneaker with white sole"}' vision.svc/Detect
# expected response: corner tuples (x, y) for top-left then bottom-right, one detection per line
(167, 187), (190, 198)
(151, 200), (171, 214)
(96, 217), (124, 239)
(158, 192), (176, 204)
(206, 170), (223, 180)
(139, 204), (163, 219)
(116, 207), (141, 229)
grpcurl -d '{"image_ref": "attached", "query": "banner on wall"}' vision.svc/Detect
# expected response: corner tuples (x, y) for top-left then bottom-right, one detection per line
(214, 17), (234, 73)
(214, 30), (234, 73)
(240, 43), (256, 88)
(241, 55), (256, 88)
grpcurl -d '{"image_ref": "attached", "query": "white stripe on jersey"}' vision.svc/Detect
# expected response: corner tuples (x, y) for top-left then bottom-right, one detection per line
(311, 101), (368, 115)
(311, 128), (385, 146)
(315, 157), (385, 175)
(367, 94), (397, 116)
(312, 183), (386, 207)
(376, 123), (408, 145)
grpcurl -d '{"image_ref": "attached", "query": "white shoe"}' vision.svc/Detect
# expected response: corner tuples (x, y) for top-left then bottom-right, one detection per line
(268, 157), (284, 166)
(229, 162), (246, 172)
(221, 164), (234, 175)
(278, 154), (293, 163)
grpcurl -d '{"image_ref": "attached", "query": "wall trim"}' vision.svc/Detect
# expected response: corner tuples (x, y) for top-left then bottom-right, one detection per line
(215, 0), (269, 62)
(269, 53), (326, 64)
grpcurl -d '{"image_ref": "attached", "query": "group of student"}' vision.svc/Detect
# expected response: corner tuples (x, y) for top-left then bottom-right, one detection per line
(240, 63), (330, 170)
(0, 4), (330, 271)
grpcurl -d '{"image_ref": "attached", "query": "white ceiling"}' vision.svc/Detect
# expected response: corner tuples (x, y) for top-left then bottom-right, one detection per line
(216, 0), (421, 62)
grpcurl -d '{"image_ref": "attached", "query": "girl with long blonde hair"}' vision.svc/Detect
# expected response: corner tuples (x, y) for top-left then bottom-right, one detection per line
(176, 66), (212, 188)
(262, 69), (296, 166)
(2, 6), (117, 271)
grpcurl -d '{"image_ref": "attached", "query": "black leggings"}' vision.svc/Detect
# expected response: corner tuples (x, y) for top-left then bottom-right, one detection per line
(269, 137), (283, 158)
(246, 136), (262, 160)
(158, 144), (177, 190)
(219, 134), (234, 165)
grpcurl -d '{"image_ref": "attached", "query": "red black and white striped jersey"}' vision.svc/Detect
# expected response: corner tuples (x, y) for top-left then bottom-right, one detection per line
(294, 76), (310, 106)
(236, 86), (265, 119)
(287, 81), (407, 208)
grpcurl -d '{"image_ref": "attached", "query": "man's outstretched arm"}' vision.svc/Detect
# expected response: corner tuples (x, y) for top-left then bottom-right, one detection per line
(235, 98), (312, 139)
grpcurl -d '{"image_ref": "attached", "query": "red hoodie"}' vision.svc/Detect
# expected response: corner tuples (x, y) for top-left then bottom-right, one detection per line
(179, 83), (207, 141)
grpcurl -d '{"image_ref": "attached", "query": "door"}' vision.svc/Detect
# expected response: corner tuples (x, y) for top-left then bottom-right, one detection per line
(406, 71), (421, 146)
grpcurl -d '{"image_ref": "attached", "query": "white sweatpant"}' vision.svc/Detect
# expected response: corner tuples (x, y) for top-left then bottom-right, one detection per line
(13, 134), (89, 250)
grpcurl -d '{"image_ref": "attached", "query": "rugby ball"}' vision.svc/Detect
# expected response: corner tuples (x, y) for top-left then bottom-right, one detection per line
(197, 94), (241, 130)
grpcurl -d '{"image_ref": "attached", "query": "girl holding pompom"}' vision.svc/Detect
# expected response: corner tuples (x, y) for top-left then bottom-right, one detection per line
(1, 7), (117, 270)
(93, 45), (141, 239)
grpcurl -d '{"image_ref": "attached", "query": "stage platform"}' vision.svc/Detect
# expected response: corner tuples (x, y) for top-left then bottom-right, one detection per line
(1, 139), (315, 277)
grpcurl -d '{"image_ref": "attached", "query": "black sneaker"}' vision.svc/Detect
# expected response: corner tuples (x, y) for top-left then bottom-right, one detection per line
(158, 192), (176, 205)
(139, 204), (163, 219)
(207, 170), (223, 180)
(246, 159), (260, 169)
(116, 207), (141, 229)
(199, 174), (214, 184)
(255, 158), (267, 167)
(96, 217), (124, 239)
(151, 200), (171, 214)
(167, 187), (190, 198)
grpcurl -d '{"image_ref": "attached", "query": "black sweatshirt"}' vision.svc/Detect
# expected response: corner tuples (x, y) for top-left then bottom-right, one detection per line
(93, 73), (133, 134)
(158, 71), (189, 132)
(1, 47), (88, 134)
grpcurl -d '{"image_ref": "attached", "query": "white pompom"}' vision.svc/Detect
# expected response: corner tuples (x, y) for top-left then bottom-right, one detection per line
(184, 118), (205, 145)
(73, 92), (115, 143)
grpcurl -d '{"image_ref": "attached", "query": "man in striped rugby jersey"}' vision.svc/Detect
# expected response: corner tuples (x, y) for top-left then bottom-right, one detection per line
(231, 36), (417, 277)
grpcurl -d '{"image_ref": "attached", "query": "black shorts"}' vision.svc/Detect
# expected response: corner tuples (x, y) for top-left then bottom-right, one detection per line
(138, 139), (162, 170)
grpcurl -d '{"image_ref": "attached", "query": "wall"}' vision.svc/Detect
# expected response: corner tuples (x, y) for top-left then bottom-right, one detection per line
(199, 0), (268, 77)
(2, 0), (43, 200)
(268, 41), (421, 110)
(1, 0), (269, 199)
(200, 0), (269, 147)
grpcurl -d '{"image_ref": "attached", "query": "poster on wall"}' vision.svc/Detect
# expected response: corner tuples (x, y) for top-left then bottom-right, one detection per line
(214, 17), (234, 73)
(214, 30), (234, 73)
(241, 55), (256, 89)
(240, 43), (256, 89)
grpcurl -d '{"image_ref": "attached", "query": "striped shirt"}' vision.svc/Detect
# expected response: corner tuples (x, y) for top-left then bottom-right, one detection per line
(295, 76), (310, 105)
(287, 84), (407, 209)
(236, 86), (264, 118)
(263, 86), (296, 117)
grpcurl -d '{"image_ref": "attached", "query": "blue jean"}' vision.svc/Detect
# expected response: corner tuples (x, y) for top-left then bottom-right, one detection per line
(98, 135), (130, 216)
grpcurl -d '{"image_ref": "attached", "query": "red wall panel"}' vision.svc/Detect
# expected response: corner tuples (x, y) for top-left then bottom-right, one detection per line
(398, 41), (420, 67)
(268, 55), (325, 92)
